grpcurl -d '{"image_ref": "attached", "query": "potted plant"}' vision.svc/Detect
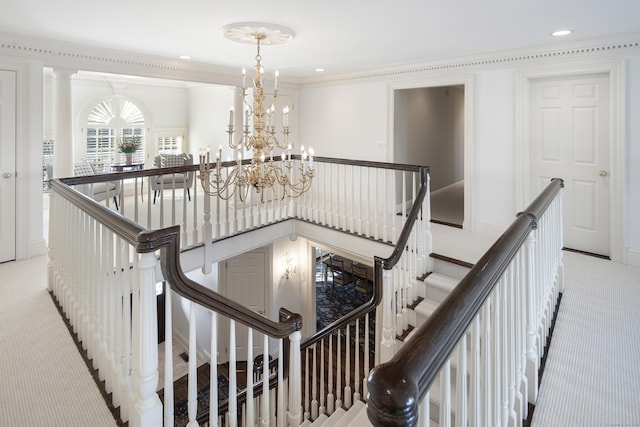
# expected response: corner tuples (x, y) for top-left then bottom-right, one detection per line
(118, 135), (141, 164)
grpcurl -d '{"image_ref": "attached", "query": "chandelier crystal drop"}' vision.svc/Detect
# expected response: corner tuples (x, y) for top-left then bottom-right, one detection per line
(199, 23), (314, 202)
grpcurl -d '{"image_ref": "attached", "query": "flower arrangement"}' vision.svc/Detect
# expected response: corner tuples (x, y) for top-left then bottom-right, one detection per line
(118, 135), (141, 153)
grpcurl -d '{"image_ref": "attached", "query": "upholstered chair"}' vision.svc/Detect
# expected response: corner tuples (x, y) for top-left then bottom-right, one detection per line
(73, 161), (121, 210)
(150, 154), (194, 204)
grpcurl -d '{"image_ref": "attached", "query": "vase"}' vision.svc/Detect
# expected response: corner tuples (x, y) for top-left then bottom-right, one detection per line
(125, 152), (133, 165)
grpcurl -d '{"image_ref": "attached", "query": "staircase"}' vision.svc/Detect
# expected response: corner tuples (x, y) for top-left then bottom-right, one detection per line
(301, 250), (474, 426)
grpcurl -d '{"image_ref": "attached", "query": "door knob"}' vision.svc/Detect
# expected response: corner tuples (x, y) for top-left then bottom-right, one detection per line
(599, 170), (608, 177)
(2, 172), (12, 179)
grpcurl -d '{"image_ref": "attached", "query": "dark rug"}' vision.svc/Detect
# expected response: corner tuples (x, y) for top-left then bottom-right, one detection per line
(315, 262), (376, 352)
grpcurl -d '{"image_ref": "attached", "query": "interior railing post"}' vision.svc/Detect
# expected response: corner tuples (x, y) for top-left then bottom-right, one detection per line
(130, 251), (162, 427)
(379, 266), (396, 363)
(163, 282), (174, 427)
(202, 182), (213, 275)
(287, 330), (302, 427)
(524, 227), (539, 405)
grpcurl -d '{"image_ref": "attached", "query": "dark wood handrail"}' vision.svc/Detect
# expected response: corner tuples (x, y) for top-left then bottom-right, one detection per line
(366, 178), (564, 427)
(59, 155), (425, 187)
(50, 178), (302, 338)
(301, 166), (430, 348)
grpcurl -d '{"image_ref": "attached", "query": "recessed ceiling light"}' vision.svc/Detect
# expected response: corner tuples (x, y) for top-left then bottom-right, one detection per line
(552, 30), (572, 37)
(315, 68), (325, 72)
(179, 55), (192, 60)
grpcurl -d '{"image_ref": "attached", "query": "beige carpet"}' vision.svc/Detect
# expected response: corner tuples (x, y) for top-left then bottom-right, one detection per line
(532, 251), (640, 426)
(0, 255), (117, 427)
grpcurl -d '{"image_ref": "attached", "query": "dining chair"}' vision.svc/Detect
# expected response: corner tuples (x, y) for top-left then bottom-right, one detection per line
(329, 256), (354, 300)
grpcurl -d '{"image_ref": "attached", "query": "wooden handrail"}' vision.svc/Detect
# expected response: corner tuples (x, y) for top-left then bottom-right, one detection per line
(51, 178), (302, 338)
(366, 178), (563, 426)
(301, 166), (430, 348)
(59, 155), (424, 187)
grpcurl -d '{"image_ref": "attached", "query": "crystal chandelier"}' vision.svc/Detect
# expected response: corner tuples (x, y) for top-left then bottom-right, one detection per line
(199, 23), (314, 202)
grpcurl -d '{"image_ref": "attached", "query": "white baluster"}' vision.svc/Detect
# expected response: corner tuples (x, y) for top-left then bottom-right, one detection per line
(319, 339), (326, 416)
(187, 302), (200, 427)
(209, 313), (219, 427)
(482, 301), (492, 427)
(440, 360), (451, 427)
(336, 330), (342, 410)
(456, 336), (468, 427)
(362, 313), (369, 398)
(304, 348), (310, 421)
(311, 344), (318, 420)
(246, 327), (254, 427)
(164, 283), (174, 426)
(353, 319), (361, 403)
(327, 334), (334, 414)
(470, 316), (481, 427)
(261, 335), (269, 427)
(229, 320), (237, 427)
(344, 325), (352, 409)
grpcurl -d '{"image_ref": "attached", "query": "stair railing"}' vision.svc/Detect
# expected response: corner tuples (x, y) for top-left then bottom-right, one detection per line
(48, 178), (303, 427)
(297, 166), (431, 423)
(50, 158), (433, 426)
(366, 178), (564, 427)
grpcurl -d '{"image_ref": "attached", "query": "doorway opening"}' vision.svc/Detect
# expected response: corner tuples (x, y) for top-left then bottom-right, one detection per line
(393, 85), (465, 228)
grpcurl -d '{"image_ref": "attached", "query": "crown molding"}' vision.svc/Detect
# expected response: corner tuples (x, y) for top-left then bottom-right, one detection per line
(298, 32), (640, 86)
(2, 30), (640, 88)
(0, 31), (246, 86)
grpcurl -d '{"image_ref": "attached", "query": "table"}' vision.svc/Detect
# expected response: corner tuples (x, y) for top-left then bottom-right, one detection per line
(110, 162), (145, 201)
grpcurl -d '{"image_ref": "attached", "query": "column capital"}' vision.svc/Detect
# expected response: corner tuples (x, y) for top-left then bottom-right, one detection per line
(52, 67), (77, 80)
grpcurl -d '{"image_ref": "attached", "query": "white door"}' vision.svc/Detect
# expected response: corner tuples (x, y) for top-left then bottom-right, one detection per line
(530, 74), (610, 256)
(224, 249), (267, 361)
(0, 70), (16, 263)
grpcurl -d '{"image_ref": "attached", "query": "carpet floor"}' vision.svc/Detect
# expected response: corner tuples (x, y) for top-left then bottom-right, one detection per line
(0, 255), (117, 427)
(531, 251), (640, 426)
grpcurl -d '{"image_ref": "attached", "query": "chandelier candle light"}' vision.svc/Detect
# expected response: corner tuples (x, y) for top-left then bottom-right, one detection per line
(199, 22), (314, 202)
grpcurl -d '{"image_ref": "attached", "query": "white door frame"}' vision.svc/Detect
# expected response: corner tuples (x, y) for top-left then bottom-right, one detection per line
(387, 74), (475, 230)
(0, 69), (16, 262)
(515, 59), (625, 263)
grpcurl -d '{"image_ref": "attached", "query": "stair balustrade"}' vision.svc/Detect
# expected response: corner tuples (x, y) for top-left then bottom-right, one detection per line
(367, 178), (565, 427)
(49, 157), (432, 427)
(296, 166), (431, 424)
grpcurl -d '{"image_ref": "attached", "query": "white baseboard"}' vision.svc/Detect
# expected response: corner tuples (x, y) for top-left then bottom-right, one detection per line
(30, 238), (48, 258)
(626, 248), (640, 267)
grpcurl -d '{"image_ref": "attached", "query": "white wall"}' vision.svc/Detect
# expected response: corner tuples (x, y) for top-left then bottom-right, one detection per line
(299, 53), (640, 262)
(299, 81), (389, 162)
(187, 85), (235, 159)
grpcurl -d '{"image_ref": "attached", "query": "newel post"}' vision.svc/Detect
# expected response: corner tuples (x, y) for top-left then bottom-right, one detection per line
(379, 267), (396, 363)
(130, 252), (163, 427)
(524, 227), (539, 404)
(288, 330), (303, 427)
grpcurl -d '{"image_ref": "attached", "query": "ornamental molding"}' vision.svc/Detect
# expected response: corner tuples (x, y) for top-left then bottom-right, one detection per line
(1, 31), (639, 86)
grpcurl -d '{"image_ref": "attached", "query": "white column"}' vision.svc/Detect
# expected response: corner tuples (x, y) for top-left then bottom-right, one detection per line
(52, 68), (76, 178)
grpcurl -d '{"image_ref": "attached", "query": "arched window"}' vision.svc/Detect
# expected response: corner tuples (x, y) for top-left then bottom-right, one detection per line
(85, 97), (146, 167)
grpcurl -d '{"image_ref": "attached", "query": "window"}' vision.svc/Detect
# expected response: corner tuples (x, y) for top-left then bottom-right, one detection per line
(85, 97), (146, 168)
(157, 134), (183, 154)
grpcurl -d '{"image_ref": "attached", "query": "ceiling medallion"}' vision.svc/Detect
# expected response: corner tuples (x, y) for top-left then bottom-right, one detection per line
(221, 22), (296, 46)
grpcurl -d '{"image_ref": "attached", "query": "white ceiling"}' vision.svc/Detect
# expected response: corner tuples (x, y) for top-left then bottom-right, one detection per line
(2, 0), (640, 79)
